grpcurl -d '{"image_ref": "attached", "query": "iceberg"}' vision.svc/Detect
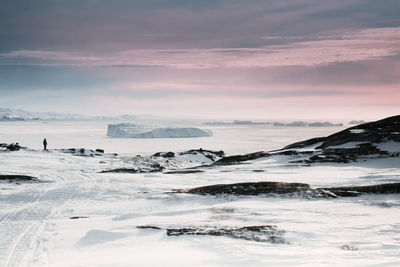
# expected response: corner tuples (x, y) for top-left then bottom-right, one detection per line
(107, 123), (212, 138)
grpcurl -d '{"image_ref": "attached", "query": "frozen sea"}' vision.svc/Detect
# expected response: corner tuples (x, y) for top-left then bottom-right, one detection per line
(0, 121), (399, 267)
(0, 120), (345, 156)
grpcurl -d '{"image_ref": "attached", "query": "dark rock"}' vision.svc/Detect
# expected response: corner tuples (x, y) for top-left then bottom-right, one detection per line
(166, 225), (287, 243)
(318, 183), (400, 196)
(95, 149), (104, 153)
(153, 151), (175, 158)
(283, 137), (326, 149)
(316, 115), (400, 149)
(164, 170), (204, 174)
(279, 116), (400, 164)
(177, 181), (334, 198)
(137, 225), (162, 230)
(178, 181), (400, 198)
(212, 151), (270, 166)
(274, 150), (300, 156)
(100, 168), (138, 174)
(0, 175), (39, 182)
(180, 149), (224, 158)
(69, 216), (89, 220)
(6, 143), (21, 151)
(100, 165), (164, 173)
(304, 143), (388, 164)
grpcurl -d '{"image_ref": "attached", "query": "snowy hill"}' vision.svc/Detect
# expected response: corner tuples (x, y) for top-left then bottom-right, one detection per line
(211, 115), (400, 166)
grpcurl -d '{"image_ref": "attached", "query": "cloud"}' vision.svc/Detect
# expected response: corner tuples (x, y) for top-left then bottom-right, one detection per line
(1, 27), (399, 69)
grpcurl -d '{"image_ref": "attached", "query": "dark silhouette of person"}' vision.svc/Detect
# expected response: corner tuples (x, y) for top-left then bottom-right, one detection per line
(43, 138), (47, 150)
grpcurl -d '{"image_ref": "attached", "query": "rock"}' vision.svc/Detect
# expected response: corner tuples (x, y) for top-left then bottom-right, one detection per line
(339, 244), (358, 251)
(180, 149), (224, 157)
(0, 175), (39, 182)
(316, 115), (400, 149)
(152, 151), (175, 158)
(283, 137), (326, 150)
(6, 143), (21, 151)
(177, 181), (335, 198)
(100, 165), (165, 174)
(318, 183), (400, 196)
(279, 115), (400, 164)
(212, 151), (270, 166)
(177, 181), (400, 198)
(164, 170), (204, 174)
(166, 225), (287, 243)
(136, 226), (162, 230)
(69, 216), (89, 220)
(59, 148), (108, 157)
(100, 168), (138, 174)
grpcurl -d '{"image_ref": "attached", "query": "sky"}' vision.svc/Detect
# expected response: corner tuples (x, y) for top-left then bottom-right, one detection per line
(0, 0), (399, 120)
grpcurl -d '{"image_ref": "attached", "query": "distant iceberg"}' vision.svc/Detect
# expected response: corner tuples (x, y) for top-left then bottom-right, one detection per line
(107, 123), (212, 138)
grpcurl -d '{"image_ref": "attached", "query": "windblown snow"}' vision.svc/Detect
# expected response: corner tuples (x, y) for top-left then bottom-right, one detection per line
(107, 123), (212, 138)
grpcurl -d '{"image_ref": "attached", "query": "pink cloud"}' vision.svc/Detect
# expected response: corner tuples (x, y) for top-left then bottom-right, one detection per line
(2, 27), (400, 69)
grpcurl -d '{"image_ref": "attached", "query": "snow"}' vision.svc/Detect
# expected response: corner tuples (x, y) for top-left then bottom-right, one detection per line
(377, 141), (400, 153)
(107, 123), (212, 138)
(329, 141), (365, 149)
(350, 129), (366, 134)
(0, 122), (399, 266)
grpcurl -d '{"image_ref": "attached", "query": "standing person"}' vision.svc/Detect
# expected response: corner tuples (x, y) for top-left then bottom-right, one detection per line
(43, 138), (47, 150)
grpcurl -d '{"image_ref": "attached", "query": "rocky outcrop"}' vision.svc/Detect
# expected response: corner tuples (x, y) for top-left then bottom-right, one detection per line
(152, 151), (175, 158)
(285, 115), (400, 150)
(137, 225), (287, 243)
(319, 183), (400, 196)
(2, 143), (21, 151)
(59, 148), (108, 157)
(0, 175), (39, 182)
(212, 151), (270, 166)
(176, 181), (336, 198)
(100, 164), (165, 174)
(177, 181), (400, 198)
(211, 115), (400, 166)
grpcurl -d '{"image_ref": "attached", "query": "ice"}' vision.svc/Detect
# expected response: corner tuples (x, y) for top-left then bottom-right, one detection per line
(107, 123), (212, 138)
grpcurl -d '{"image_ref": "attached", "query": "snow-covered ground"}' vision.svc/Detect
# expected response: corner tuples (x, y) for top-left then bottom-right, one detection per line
(0, 122), (399, 266)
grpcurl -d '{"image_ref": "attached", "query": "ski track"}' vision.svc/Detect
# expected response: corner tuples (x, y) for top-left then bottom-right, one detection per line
(0, 156), (103, 267)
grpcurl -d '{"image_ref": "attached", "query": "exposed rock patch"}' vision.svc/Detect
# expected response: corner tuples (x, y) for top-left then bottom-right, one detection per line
(164, 169), (204, 174)
(136, 225), (287, 243)
(0, 175), (39, 183)
(212, 151), (270, 166)
(176, 181), (336, 198)
(69, 216), (89, 220)
(177, 181), (400, 198)
(318, 183), (400, 196)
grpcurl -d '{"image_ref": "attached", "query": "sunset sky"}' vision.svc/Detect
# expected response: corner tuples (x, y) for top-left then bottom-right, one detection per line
(1, 0), (399, 120)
